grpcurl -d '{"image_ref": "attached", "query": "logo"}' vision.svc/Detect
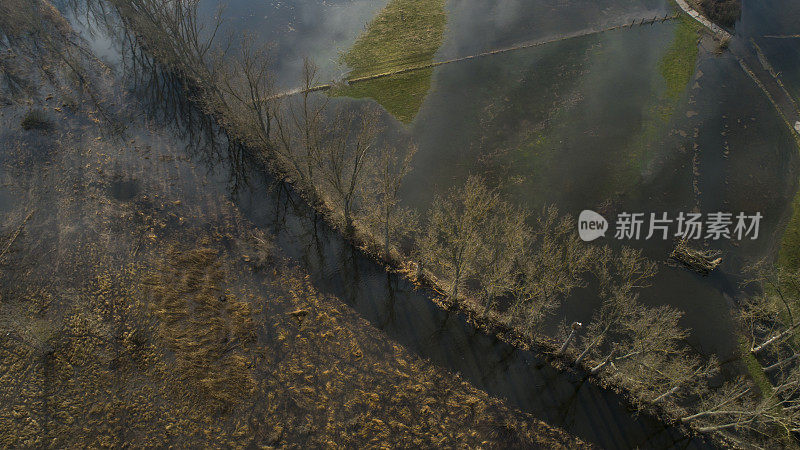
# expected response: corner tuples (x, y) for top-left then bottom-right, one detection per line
(576, 210), (762, 242)
(578, 210), (608, 242)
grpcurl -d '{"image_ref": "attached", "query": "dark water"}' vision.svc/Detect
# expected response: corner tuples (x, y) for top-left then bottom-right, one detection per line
(436, 0), (669, 59)
(279, 0), (800, 362)
(59, 1), (724, 447)
(61, 0), (800, 447)
(402, 0), (799, 362)
(744, 0), (800, 112)
(141, 88), (715, 448)
(197, 0), (389, 87)
(199, 0), (800, 362)
(238, 166), (714, 449)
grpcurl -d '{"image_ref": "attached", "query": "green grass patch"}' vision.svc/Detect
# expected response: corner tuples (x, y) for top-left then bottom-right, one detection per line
(774, 181), (800, 309)
(335, 70), (434, 123)
(627, 15), (701, 172)
(331, 0), (446, 123)
(737, 338), (800, 448)
(658, 16), (702, 107)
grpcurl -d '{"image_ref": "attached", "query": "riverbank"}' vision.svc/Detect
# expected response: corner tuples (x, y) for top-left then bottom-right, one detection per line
(672, 1), (800, 444)
(674, 0), (800, 142)
(91, 0), (740, 445)
(674, 0), (732, 40)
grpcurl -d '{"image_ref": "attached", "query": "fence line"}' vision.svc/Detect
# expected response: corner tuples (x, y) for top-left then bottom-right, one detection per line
(266, 14), (680, 100)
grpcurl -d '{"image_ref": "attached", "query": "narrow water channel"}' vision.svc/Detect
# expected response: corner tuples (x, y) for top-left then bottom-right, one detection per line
(61, 3), (721, 447)
(232, 139), (717, 449)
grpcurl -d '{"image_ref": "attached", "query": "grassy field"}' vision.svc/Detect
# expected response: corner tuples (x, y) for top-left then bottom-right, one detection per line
(331, 0), (447, 123)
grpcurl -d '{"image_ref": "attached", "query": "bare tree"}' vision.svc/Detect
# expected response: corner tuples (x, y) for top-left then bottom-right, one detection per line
(681, 377), (757, 432)
(679, 373), (800, 445)
(317, 106), (381, 233)
(575, 287), (638, 365)
(270, 59), (328, 190)
(474, 201), (529, 318)
(109, 0), (225, 92)
(740, 265), (800, 356)
(558, 322), (583, 354)
(695, 264), (800, 443)
(368, 142), (417, 259)
(604, 306), (718, 410)
(573, 246), (657, 364)
(508, 207), (594, 335)
(214, 34), (275, 149)
(418, 176), (500, 301)
(108, 0), (398, 244)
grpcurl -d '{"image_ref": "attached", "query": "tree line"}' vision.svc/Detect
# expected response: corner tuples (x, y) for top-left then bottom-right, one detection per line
(96, 0), (800, 446)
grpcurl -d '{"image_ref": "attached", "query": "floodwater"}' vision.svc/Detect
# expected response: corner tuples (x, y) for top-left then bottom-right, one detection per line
(737, 0), (800, 101)
(197, 0), (390, 87)
(61, 0), (800, 447)
(401, 0), (799, 363)
(201, 0), (800, 361)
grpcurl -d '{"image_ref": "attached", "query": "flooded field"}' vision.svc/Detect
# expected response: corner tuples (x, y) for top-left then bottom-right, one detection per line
(60, 3), (719, 445)
(191, 0), (800, 365)
(3, 0), (800, 447)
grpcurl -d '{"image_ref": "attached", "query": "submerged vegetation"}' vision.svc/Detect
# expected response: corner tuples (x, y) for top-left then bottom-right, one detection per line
(658, 15), (702, 112)
(625, 14), (701, 176)
(147, 244), (258, 406)
(634, 15), (701, 157)
(3, 0), (800, 446)
(331, 0), (446, 123)
(333, 71), (434, 124)
(778, 188), (800, 272)
(720, 265), (800, 442)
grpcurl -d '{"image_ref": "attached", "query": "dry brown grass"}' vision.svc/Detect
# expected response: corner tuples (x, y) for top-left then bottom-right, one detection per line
(146, 243), (257, 407)
(0, 5), (587, 447)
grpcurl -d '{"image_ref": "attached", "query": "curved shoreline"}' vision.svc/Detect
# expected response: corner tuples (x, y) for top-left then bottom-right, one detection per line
(672, 0), (732, 40)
